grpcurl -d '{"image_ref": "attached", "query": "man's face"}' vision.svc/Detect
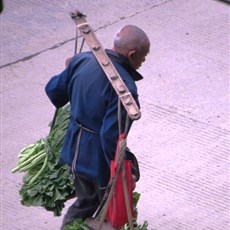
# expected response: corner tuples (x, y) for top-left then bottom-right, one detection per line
(128, 45), (150, 70)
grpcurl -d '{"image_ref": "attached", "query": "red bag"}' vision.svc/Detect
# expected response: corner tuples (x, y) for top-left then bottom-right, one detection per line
(106, 133), (134, 228)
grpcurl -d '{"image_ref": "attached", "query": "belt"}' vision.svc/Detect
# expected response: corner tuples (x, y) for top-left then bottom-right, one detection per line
(71, 121), (98, 174)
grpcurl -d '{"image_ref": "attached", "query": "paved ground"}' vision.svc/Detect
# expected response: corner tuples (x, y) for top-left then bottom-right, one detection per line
(1, 0), (229, 229)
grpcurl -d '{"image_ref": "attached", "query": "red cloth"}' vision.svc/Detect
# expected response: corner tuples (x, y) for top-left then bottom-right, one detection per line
(106, 133), (134, 227)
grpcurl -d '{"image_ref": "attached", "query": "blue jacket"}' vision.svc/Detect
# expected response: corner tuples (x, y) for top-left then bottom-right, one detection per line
(45, 49), (143, 186)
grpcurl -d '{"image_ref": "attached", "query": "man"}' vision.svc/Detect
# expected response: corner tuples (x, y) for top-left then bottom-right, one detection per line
(45, 25), (150, 229)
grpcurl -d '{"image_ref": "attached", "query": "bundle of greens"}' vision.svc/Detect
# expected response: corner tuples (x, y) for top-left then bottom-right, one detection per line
(12, 104), (75, 216)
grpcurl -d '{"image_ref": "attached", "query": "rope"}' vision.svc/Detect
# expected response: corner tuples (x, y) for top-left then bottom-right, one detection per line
(118, 99), (129, 136)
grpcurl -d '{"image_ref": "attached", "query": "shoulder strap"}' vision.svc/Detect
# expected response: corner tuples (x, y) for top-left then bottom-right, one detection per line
(118, 99), (129, 136)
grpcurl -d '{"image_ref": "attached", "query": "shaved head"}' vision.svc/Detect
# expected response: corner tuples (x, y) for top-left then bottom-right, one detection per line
(114, 25), (150, 55)
(113, 25), (150, 69)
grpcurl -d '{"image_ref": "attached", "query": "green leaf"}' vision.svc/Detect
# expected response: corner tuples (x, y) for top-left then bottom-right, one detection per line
(133, 192), (141, 208)
(64, 219), (91, 230)
(53, 188), (65, 202)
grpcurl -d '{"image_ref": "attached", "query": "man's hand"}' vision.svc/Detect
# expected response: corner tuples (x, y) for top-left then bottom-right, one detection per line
(132, 174), (136, 191)
(65, 57), (73, 67)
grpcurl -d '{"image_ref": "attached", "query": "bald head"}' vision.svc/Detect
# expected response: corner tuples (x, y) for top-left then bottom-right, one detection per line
(114, 25), (150, 55)
(113, 25), (150, 69)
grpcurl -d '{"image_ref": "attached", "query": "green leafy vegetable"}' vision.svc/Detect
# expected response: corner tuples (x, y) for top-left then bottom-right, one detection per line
(13, 104), (75, 216)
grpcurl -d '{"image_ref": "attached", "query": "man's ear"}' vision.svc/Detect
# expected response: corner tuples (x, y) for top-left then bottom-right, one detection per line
(127, 50), (136, 59)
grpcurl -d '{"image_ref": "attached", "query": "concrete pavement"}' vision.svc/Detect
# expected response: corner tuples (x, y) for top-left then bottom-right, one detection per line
(1, 0), (229, 229)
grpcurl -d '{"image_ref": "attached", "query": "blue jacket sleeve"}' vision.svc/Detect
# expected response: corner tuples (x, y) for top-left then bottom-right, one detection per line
(45, 68), (70, 108)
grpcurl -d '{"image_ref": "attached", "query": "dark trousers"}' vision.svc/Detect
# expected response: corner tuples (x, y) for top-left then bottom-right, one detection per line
(61, 175), (105, 229)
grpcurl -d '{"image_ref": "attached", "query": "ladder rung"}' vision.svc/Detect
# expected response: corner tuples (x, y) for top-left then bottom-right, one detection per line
(117, 85), (126, 93)
(93, 46), (100, 51)
(111, 76), (118, 80)
(102, 60), (109, 66)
